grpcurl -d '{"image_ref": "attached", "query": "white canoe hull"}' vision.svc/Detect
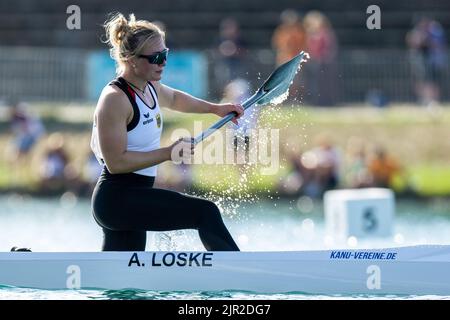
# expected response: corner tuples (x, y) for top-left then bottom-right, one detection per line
(1, 245), (450, 295)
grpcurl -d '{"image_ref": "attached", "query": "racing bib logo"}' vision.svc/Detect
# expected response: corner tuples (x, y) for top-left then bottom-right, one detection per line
(156, 113), (161, 128)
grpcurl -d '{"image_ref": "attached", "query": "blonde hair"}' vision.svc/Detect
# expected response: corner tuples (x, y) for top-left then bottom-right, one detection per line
(304, 11), (331, 33)
(104, 13), (165, 74)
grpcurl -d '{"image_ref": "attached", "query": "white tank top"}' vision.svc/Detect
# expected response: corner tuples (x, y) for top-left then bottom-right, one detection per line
(91, 79), (163, 177)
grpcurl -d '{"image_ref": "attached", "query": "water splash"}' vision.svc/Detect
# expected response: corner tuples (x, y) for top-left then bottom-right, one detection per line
(192, 52), (311, 222)
(269, 52), (310, 106)
(269, 90), (290, 106)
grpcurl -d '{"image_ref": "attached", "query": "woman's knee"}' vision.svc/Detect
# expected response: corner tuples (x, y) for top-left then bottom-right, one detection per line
(199, 200), (223, 223)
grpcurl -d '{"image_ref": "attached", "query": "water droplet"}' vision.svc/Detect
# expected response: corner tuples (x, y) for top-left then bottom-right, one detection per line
(347, 236), (358, 247)
(394, 233), (404, 244)
(238, 234), (249, 246)
(297, 196), (314, 214)
(60, 192), (77, 209)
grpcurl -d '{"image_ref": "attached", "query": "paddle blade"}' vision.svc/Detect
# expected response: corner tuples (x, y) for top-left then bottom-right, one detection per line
(193, 51), (308, 145)
(256, 51), (309, 106)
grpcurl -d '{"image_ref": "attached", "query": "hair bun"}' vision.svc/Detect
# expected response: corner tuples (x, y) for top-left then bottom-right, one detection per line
(105, 13), (133, 47)
(115, 22), (130, 42)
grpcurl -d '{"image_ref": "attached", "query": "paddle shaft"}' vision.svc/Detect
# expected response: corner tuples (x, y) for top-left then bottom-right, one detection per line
(193, 91), (263, 145)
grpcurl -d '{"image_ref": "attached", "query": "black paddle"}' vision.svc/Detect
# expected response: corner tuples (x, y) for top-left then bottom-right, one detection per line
(194, 51), (308, 145)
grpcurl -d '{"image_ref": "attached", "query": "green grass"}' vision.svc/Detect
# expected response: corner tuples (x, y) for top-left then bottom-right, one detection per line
(408, 165), (450, 196)
(190, 163), (290, 194)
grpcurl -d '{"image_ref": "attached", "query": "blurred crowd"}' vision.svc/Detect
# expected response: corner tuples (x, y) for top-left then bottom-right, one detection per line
(278, 134), (404, 198)
(4, 100), (103, 197)
(2, 99), (196, 197)
(272, 9), (338, 106)
(216, 9), (339, 107)
(215, 10), (447, 108)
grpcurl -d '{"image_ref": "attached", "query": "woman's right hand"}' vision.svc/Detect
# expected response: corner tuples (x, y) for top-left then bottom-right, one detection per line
(168, 137), (195, 164)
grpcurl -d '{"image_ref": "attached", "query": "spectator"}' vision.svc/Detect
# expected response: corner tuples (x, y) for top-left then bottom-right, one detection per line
(39, 133), (70, 194)
(5, 99), (45, 188)
(303, 11), (338, 106)
(214, 18), (247, 91)
(272, 9), (307, 66)
(406, 17), (447, 107)
(279, 135), (340, 198)
(310, 134), (340, 193)
(272, 9), (306, 103)
(8, 99), (45, 161)
(344, 140), (372, 188)
(278, 147), (317, 196)
(367, 147), (401, 188)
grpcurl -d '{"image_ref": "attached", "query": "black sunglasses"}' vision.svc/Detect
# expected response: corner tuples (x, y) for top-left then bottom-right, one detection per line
(138, 48), (169, 65)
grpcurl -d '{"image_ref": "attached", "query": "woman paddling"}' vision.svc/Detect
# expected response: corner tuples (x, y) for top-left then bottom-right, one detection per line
(91, 13), (243, 251)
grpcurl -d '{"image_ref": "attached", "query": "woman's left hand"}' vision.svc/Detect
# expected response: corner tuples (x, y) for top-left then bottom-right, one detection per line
(212, 103), (244, 125)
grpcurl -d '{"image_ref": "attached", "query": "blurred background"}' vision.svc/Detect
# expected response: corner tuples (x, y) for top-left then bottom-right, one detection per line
(0, 0), (450, 252)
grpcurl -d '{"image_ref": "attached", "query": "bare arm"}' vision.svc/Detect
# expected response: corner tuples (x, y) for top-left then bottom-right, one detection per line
(153, 82), (244, 124)
(95, 87), (172, 174)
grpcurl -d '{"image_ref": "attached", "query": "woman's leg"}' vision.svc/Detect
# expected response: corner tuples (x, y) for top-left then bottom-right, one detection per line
(101, 229), (146, 251)
(134, 188), (239, 251)
(96, 185), (239, 251)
